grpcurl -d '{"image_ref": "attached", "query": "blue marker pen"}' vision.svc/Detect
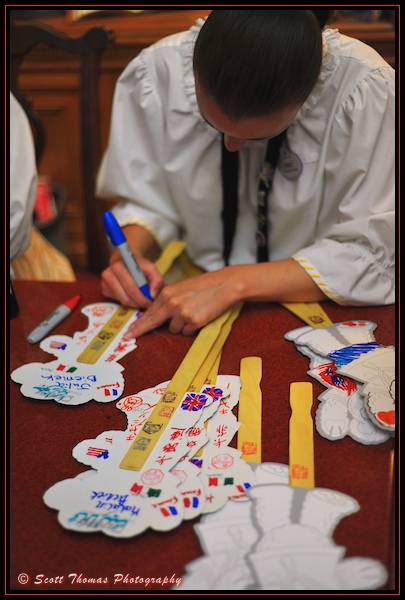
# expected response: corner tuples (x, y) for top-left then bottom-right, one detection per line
(103, 211), (153, 301)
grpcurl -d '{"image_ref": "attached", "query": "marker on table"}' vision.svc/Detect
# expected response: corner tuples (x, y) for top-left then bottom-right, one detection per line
(27, 294), (81, 344)
(103, 210), (153, 301)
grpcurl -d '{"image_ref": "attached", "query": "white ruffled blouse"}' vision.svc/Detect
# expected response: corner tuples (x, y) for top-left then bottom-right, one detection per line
(96, 22), (395, 306)
(10, 92), (38, 268)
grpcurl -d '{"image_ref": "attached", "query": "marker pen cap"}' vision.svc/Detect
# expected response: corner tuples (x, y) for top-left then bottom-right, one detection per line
(103, 211), (126, 246)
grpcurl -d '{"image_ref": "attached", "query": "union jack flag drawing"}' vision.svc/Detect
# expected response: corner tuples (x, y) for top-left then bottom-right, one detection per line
(203, 386), (223, 402)
(181, 393), (208, 412)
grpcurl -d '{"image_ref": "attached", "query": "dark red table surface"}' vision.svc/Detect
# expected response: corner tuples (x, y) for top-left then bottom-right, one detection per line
(8, 281), (398, 592)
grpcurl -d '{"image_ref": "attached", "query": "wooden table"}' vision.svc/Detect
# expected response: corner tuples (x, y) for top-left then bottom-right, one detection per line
(8, 281), (396, 591)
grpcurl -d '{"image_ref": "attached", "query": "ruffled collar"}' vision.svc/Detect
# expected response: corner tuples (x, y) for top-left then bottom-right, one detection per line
(182, 18), (216, 134)
(295, 27), (339, 119)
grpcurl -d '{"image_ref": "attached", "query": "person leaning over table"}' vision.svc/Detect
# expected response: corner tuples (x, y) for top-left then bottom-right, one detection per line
(10, 91), (76, 281)
(96, 9), (395, 338)
(10, 91), (38, 275)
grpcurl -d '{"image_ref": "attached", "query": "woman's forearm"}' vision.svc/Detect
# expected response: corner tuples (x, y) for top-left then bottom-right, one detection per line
(228, 259), (327, 304)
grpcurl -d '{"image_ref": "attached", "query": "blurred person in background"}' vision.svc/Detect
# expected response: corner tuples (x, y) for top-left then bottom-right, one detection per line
(10, 91), (76, 281)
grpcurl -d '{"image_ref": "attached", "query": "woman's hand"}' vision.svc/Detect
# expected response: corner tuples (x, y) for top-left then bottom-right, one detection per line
(101, 222), (165, 308)
(121, 258), (327, 339)
(123, 267), (242, 338)
(101, 251), (165, 309)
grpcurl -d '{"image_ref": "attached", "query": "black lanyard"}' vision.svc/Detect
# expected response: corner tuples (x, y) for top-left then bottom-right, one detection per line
(221, 135), (238, 266)
(221, 130), (287, 265)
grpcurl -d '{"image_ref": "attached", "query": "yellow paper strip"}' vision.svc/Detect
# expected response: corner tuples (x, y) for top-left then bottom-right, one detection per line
(289, 382), (315, 489)
(237, 357), (262, 463)
(189, 304), (241, 393)
(119, 302), (243, 471)
(281, 302), (333, 328)
(77, 243), (186, 365)
(154, 240), (187, 276)
(192, 351), (222, 459)
(192, 309), (242, 458)
(76, 305), (135, 364)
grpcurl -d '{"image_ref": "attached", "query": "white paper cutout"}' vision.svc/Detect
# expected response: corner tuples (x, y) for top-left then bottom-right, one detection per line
(198, 379), (256, 513)
(11, 302), (140, 405)
(44, 375), (257, 536)
(285, 320), (395, 442)
(333, 346), (395, 432)
(177, 463), (388, 591)
(179, 463), (291, 590)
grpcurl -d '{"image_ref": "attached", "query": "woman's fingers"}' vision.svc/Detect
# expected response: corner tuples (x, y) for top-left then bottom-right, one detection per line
(101, 259), (164, 308)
